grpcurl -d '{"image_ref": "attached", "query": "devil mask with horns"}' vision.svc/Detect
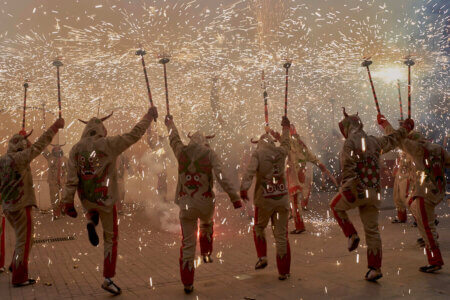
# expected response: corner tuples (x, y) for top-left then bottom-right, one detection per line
(7, 130), (33, 153)
(338, 107), (363, 139)
(187, 131), (215, 147)
(78, 112), (113, 139)
(250, 133), (275, 148)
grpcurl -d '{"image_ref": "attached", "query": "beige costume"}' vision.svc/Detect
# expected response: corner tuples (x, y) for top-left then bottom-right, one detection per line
(63, 116), (151, 278)
(0, 127), (58, 284)
(241, 125), (291, 276)
(393, 132), (449, 267)
(330, 111), (406, 271)
(167, 121), (240, 287)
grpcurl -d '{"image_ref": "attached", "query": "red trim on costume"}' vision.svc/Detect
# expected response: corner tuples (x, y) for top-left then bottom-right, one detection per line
(367, 249), (382, 269)
(103, 205), (118, 278)
(301, 187), (311, 208)
(291, 194), (305, 231)
(199, 225), (213, 256)
(179, 258), (194, 286)
(276, 220), (291, 275)
(179, 223), (195, 285)
(330, 194), (357, 237)
(253, 207), (267, 258)
(426, 247), (444, 266)
(397, 209), (407, 222)
(417, 197), (436, 249)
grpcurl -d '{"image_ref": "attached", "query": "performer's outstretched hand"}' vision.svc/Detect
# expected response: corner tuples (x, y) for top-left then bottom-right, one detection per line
(402, 118), (414, 133)
(62, 203), (78, 218)
(164, 114), (174, 127)
(376, 114), (389, 130)
(51, 118), (65, 132)
(145, 106), (158, 122)
(281, 116), (290, 128)
(269, 129), (281, 141)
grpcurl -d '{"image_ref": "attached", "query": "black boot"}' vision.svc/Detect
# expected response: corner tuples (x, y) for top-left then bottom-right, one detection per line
(184, 285), (194, 294)
(419, 265), (442, 273)
(255, 257), (268, 270)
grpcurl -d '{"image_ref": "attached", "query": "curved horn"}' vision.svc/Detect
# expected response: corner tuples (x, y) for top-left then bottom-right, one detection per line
(59, 142), (66, 147)
(342, 107), (348, 117)
(250, 138), (259, 144)
(356, 111), (359, 116)
(24, 129), (33, 139)
(205, 134), (215, 139)
(78, 119), (88, 124)
(187, 132), (192, 139)
(100, 111), (113, 122)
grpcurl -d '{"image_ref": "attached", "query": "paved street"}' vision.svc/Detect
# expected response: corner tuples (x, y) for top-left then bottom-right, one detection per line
(1, 191), (449, 299)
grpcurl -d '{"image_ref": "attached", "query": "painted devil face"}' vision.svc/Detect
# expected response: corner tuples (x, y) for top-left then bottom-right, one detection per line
(78, 151), (103, 180)
(184, 172), (203, 197)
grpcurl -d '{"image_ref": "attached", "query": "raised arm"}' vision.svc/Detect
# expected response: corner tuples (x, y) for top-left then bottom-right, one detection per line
(106, 107), (157, 156)
(278, 116), (291, 156)
(15, 118), (64, 168)
(165, 115), (185, 158)
(376, 115), (409, 154)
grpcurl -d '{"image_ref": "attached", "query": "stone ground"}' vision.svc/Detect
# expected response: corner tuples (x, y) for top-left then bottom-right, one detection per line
(1, 191), (449, 299)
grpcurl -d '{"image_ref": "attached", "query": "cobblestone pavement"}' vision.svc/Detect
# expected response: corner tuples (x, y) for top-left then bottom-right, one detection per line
(1, 191), (449, 299)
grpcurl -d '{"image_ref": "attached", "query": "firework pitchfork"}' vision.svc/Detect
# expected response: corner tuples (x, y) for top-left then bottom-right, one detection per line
(136, 49), (157, 121)
(52, 59), (63, 118)
(21, 81), (29, 134)
(158, 54), (171, 116)
(397, 79), (404, 120)
(361, 58), (381, 114)
(404, 55), (415, 119)
(261, 70), (269, 131)
(283, 60), (292, 117)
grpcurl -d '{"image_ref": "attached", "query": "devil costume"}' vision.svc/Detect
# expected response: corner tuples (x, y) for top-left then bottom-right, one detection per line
(0, 119), (63, 286)
(381, 121), (449, 272)
(62, 108), (156, 295)
(240, 117), (291, 280)
(43, 146), (68, 219)
(329, 110), (407, 282)
(271, 124), (337, 234)
(165, 115), (241, 294)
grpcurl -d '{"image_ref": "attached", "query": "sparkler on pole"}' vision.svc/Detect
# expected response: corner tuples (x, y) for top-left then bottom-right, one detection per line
(21, 81), (29, 134)
(283, 60), (292, 117)
(52, 59), (63, 118)
(404, 55), (415, 119)
(397, 80), (404, 121)
(261, 70), (269, 131)
(361, 58), (381, 114)
(158, 55), (171, 116)
(136, 49), (157, 121)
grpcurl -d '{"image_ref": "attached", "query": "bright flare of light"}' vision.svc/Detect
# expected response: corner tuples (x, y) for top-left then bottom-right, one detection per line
(371, 66), (407, 84)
